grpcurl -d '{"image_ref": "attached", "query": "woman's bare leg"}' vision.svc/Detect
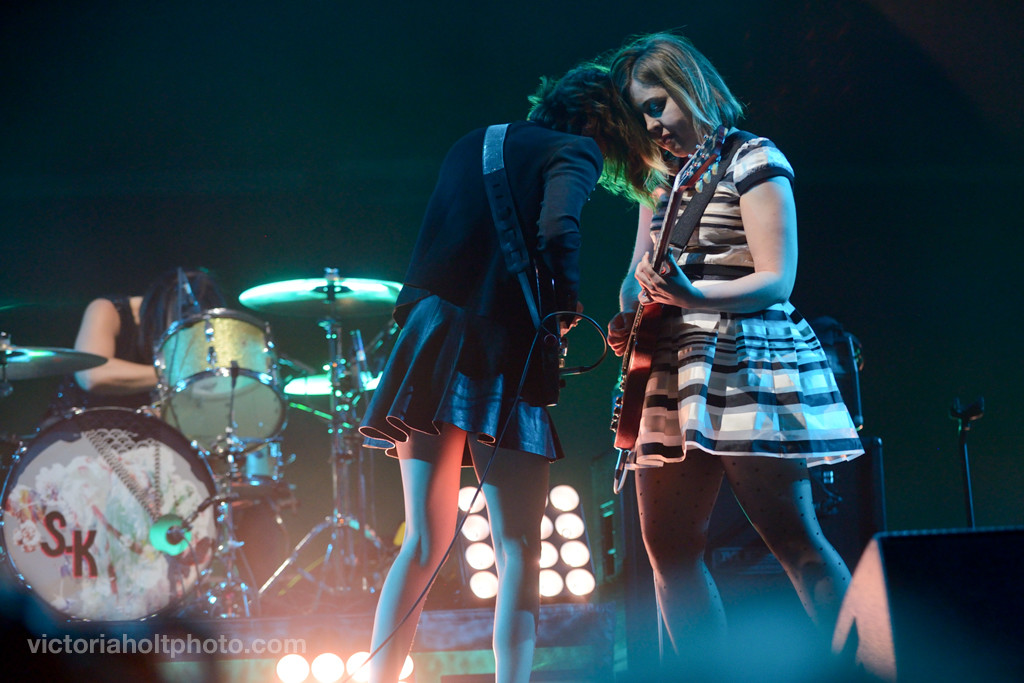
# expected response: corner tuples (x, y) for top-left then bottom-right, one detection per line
(369, 424), (467, 683)
(469, 440), (550, 683)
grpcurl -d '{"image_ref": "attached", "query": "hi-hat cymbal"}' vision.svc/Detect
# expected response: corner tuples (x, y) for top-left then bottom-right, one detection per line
(283, 372), (380, 395)
(1, 344), (107, 380)
(239, 276), (401, 319)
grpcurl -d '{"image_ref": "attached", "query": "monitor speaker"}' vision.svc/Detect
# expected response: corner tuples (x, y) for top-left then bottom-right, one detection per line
(833, 527), (1024, 682)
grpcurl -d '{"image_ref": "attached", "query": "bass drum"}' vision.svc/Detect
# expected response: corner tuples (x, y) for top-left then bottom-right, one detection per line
(0, 408), (217, 621)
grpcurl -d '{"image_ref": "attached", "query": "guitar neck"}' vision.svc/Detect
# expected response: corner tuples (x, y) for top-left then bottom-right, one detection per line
(650, 126), (726, 269)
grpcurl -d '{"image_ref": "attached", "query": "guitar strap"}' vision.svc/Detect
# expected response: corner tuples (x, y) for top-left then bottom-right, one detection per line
(482, 123), (544, 332)
(667, 130), (756, 250)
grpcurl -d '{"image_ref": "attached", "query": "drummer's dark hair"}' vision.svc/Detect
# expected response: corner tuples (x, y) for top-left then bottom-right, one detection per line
(138, 268), (226, 359)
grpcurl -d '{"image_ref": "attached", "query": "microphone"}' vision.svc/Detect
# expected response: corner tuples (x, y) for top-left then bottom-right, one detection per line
(149, 514), (190, 556)
(149, 496), (217, 555)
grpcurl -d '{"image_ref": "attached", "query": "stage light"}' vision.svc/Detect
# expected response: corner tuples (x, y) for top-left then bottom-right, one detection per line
(469, 570), (499, 599)
(460, 514), (490, 542)
(559, 540), (590, 568)
(455, 483), (595, 604)
(343, 652), (370, 683)
(565, 568), (596, 596)
(311, 653), (345, 683)
(540, 514), (554, 540)
(554, 512), (584, 540)
(465, 541), (495, 570)
(400, 655), (415, 680)
(549, 484), (580, 511)
(539, 569), (565, 597)
(277, 653), (310, 683)
(540, 540), (558, 569)
(458, 485), (486, 513)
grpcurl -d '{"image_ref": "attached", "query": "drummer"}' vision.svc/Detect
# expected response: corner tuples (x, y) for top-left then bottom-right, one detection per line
(46, 267), (226, 419)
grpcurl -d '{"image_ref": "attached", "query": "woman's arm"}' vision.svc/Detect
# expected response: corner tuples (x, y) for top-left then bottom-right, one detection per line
(73, 298), (159, 395)
(635, 177), (797, 313)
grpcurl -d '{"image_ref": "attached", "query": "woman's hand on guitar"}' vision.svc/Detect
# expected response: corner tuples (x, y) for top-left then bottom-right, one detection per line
(635, 251), (698, 308)
(607, 310), (636, 356)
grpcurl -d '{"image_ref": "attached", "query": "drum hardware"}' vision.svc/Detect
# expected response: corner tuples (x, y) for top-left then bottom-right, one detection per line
(258, 318), (383, 609)
(200, 480), (259, 619)
(242, 269), (399, 611)
(0, 331), (107, 396)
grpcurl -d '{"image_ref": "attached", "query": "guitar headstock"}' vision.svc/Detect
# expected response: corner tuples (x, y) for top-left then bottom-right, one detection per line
(672, 125), (728, 192)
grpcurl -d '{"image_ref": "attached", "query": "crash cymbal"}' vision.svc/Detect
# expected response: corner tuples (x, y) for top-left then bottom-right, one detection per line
(239, 276), (401, 319)
(0, 343), (107, 380)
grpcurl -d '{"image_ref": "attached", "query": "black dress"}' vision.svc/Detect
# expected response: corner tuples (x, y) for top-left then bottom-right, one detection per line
(358, 121), (602, 465)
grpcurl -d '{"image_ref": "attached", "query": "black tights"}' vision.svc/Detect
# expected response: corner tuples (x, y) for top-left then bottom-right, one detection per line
(635, 451), (851, 658)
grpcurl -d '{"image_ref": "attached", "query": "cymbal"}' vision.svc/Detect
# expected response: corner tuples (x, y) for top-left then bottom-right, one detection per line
(1, 344), (107, 380)
(283, 372), (380, 395)
(239, 277), (401, 319)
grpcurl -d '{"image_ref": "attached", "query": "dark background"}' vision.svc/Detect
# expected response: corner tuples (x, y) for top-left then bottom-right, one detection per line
(2, 0), (1022, 565)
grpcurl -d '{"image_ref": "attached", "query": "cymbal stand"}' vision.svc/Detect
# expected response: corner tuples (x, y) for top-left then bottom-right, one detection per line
(259, 318), (384, 610)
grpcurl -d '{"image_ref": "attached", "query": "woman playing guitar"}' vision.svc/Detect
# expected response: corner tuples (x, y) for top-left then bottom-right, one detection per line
(605, 32), (864, 669)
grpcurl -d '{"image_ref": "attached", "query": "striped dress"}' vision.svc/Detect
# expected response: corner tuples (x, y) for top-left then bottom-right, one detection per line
(627, 133), (864, 469)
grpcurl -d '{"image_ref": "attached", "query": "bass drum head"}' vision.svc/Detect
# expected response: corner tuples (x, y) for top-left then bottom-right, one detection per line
(0, 408), (217, 621)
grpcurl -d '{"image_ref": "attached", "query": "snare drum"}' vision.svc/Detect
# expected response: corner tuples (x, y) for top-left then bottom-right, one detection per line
(155, 308), (287, 451)
(0, 408), (217, 620)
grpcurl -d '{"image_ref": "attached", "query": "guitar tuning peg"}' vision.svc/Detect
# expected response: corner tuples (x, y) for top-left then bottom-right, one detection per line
(695, 179), (704, 192)
(710, 162), (719, 175)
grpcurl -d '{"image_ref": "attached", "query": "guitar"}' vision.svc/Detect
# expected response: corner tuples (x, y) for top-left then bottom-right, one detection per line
(610, 126), (727, 460)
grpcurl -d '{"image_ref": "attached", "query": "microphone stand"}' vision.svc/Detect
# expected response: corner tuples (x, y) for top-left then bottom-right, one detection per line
(950, 396), (984, 529)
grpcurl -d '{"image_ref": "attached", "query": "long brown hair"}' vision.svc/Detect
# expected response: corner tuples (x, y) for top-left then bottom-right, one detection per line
(528, 62), (665, 204)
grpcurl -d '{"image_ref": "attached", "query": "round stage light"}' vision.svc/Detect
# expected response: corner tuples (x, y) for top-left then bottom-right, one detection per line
(400, 655), (415, 680)
(277, 653), (310, 683)
(465, 541), (496, 570)
(539, 569), (565, 597)
(565, 568), (596, 596)
(540, 514), (553, 540)
(460, 514), (490, 541)
(458, 485), (486, 513)
(549, 484), (580, 511)
(540, 540), (558, 569)
(470, 570), (499, 599)
(311, 653), (345, 683)
(559, 540), (591, 568)
(554, 512), (584, 539)
(345, 652), (371, 682)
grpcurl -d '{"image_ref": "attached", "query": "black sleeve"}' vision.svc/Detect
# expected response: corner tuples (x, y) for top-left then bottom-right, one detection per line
(536, 137), (603, 313)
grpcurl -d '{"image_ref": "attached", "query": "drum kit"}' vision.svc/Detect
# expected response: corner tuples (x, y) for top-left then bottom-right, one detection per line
(0, 269), (401, 622)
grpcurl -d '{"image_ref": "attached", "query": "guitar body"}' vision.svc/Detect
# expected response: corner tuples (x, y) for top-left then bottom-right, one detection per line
(611, 301), (662, 449)
(610, 126), (727, 452)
